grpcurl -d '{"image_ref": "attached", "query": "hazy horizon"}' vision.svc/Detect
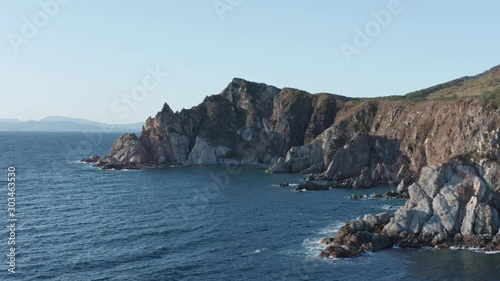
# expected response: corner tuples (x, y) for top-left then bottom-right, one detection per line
(0, 115), (144, 124)
(2, 0), (500, 123)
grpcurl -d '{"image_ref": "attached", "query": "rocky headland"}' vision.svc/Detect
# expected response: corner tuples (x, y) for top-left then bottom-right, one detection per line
(86, 66), (499, 177)
(84, 65), (500, 255)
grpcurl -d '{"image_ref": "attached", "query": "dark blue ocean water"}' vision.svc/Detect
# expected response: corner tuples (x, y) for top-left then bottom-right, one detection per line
(0, 132), (498, 280)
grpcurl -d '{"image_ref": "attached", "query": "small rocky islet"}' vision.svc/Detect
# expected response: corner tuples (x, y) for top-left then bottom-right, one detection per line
(83, 65), (500, 257)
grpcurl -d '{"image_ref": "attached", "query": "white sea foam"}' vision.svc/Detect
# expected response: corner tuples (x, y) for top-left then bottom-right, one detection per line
(483, 251), (500, 255)
(302, 236), (327, 259)
(271, 183), (298, 187)
(118, 169), (140, 172)
(318, 221), (346, 236)
(449, 246), (500, 255)
(419, 246), (438, 251)
(301, 221), (346, 259)
(252, 248), (268, 254)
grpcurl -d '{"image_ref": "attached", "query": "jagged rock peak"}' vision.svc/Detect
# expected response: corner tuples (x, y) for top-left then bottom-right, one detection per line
(229, 77), (276, 88)
(221, 78), (281, 104)
(161, 102), (175, 114)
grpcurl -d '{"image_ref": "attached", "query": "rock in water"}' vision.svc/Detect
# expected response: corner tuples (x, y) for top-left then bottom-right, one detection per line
(383, 159), (500, 247)
(319, 213), (394, 258)
(321, 159), (500, 258)
(96, 133), (145, 170)
(81, 155), (101, 163)
(294, 181), (331, 191)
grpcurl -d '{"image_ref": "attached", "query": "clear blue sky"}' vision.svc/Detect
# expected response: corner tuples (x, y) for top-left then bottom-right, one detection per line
(1, 0), (500, 124)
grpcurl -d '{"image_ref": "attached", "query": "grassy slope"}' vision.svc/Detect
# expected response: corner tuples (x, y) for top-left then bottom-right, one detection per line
(337, 65), (500, 107)
(404, 65), (500, 103)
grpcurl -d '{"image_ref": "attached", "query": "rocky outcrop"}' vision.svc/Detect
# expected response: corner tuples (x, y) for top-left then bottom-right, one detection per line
(90, 133), (146, 169)
(93, 66), (499, 188)
(383, 159), (500, 248)
(320, 158), (500, 258)
(320, 212), (394, 258)
(81, 155), (101, 164)
(294, 181), (332, 192)
(94, 78), (346, 169)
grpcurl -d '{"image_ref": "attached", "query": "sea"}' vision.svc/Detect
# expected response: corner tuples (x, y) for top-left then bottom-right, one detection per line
(0, 132), (498, 281)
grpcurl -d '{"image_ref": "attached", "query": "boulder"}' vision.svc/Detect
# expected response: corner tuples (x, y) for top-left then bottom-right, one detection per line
(319, 213), (394, 258)
(295, 181), (331, 191)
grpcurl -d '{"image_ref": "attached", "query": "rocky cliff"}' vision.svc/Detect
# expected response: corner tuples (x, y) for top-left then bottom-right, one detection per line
(321, 158), (500, 258)
(319, 128), (500, 257)
(90, 66), (499, 191)
(92, 78), (351, 169)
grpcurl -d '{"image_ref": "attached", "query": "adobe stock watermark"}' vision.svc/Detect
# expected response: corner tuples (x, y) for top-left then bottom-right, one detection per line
(8, 0), (70, 54)
(340, 0), (411, 63)
(213, 0), (243, 21)
(64, 65), (169, 165)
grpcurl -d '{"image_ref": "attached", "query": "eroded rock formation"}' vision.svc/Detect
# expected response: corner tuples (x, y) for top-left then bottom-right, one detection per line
(320, 157), (500, 257)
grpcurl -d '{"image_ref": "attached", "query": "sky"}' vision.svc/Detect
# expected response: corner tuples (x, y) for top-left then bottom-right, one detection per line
(1, 0), (500, 124)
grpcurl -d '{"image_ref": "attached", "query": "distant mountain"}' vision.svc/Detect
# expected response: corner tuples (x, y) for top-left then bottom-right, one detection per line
(40, 116), (104, 125)
(0, 119), (22, 123)
(0, 116), (143, 132)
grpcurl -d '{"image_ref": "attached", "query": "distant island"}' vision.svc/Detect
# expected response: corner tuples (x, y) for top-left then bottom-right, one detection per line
(0, 116), (143, 132)
(84, 65), (500, 257)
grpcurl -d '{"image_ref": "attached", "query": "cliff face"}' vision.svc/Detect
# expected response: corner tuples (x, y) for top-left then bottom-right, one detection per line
(95, 67), (500, 190)
(270, 99), (499, 187)
(97, 78), (346, 168)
